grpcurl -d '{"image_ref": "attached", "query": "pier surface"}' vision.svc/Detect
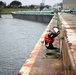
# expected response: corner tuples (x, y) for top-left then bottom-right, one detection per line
(18, 13), (76, 75)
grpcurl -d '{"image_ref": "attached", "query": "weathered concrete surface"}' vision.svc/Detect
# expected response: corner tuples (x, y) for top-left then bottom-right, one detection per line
(17, 12), (76, 75)
(60, 13), (76, 75)
(18, 15), (65, 75)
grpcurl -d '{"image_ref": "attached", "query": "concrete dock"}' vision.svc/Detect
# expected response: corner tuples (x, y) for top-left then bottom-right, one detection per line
(18, 12), (76, 75)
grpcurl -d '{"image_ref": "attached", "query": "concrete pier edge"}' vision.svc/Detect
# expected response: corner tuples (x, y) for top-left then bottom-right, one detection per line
(18, 13), (76, 75)
(18, 16), (54, 75)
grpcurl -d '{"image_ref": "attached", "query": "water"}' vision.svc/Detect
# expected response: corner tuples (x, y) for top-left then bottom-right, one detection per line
(0, 14), (47, 75)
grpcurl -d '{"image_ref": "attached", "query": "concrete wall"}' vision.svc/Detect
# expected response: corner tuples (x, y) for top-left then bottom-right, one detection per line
(11, 13), (54, 23)
(63, 0), (76, 8)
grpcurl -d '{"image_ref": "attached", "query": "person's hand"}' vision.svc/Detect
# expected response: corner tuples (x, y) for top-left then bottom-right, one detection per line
(47, 29), (51, 32)
(57, 31), (60, 35)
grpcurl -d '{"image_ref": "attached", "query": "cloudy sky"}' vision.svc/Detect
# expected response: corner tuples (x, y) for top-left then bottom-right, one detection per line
(1, 0), (62, 6)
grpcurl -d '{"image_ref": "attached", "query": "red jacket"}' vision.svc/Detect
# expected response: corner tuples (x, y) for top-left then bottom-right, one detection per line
(44, 32), (54, 43)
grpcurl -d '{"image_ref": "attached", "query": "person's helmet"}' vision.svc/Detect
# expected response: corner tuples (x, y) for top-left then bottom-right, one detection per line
(53, 28), (59, 33)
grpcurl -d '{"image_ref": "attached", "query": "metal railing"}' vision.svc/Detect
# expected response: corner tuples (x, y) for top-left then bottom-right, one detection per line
(53, 9), (75, 75)
(62, 28), (75, 75)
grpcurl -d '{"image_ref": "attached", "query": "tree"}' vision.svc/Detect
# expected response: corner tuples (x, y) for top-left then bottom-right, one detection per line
(0, 1), (6, 8)
(29, 5), (35, 9)
(0, 9), (2, 18)
(9, 0), (22, 8)
(60, 2), (63, 9)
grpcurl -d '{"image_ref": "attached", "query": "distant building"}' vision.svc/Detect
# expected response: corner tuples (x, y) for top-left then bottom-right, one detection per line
(53, 3), (62, 11)
(63, 0), (76, 9)
(40, 0), (45, 11)
(40, 3), (44, 10)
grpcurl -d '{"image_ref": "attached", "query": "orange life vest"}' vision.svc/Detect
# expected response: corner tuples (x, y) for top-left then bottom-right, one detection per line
(44, 32), (54, 43)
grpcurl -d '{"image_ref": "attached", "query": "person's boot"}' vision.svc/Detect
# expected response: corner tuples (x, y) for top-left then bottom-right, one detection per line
(52, 47), (60, 52)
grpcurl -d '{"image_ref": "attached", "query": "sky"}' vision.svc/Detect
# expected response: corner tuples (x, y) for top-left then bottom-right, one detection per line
(1, 0), (62, 6)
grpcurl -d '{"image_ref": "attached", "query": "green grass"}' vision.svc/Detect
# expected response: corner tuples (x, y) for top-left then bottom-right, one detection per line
(0, 8), (35, 14)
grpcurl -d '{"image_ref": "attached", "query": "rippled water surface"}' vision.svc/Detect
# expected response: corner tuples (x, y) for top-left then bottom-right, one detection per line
(0, 14), (47, 75)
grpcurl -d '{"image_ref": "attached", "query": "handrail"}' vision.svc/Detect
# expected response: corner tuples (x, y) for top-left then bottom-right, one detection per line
(62, 28), (75, 75)
(54, 9), (76, 75)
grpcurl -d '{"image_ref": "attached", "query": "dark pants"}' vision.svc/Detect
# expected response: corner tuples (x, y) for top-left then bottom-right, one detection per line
(45, 41), (57, 49)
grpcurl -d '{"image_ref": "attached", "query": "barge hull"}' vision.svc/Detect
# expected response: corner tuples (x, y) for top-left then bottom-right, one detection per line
(12, 13), (54, 23)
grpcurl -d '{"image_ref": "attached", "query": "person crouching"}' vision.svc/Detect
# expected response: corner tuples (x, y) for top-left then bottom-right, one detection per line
(44, 27), (60, 50)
